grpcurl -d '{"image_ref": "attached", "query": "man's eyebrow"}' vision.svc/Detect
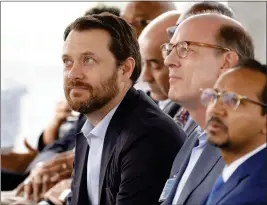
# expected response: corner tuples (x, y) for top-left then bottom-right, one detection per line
(62, 51), (97, 58)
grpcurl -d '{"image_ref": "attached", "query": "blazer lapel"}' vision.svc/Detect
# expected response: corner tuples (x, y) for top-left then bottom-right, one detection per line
(163, 131), (199, 205)
(184, 119), (198, 137)
(212, 147), (266, 205)
(98, 88), (139, 202)
(74, 132), (90, 205)
(177, 143), (222, 205)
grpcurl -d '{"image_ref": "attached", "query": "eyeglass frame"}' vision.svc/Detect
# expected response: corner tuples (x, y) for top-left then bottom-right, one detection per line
(201, 88), (267, 110)
(160, 41), (232, 59)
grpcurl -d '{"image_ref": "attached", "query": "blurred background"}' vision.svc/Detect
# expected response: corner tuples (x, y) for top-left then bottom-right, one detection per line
(1, 1), (266, 151)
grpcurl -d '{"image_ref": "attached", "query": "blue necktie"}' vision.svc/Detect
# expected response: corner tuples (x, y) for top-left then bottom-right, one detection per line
(205, 175), (224, 205)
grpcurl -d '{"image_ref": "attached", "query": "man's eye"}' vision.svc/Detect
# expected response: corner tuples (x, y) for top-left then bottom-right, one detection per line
(84, 57), (95, 64)
(63, 59), (72, 66)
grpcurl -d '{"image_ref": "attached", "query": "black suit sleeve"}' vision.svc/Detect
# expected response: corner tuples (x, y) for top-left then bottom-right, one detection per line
(116, 131), (180, 205)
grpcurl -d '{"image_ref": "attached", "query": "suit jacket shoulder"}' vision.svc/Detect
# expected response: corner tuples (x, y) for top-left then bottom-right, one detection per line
(209, 148), (267, 205)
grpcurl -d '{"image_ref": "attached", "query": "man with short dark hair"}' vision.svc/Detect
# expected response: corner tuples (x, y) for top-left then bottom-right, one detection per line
(201, 58), (267, 205)
(63, 13), (185, 205)
(160, 12), (254, 205)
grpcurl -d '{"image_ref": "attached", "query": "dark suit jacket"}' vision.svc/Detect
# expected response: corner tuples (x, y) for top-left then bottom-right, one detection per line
(145, 90), (181, 118)
(162, 101), (181, 118)
(162, 119), (225, 205)
(25, 115), (86, 172)
(202, 147), (267, 205)
(68, 88), (187, 205)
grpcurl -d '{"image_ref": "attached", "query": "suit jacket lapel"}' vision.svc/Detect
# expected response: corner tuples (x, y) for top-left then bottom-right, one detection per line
(74, 132), (90, 205)
(212, 147), (266, 205)
(177, 143), (222, 205)
(163, 127), (199, 205)
(98, 88), (139, 202)
(184, 119), (198, 137)
(162, 101), (180, 118)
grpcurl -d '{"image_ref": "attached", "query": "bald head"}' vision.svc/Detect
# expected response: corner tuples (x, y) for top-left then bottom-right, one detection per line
(172, 13), (254, 60)
(121, 2), (176, 37)
(140, 11), (180, 45)
(138, 11), (180, 101)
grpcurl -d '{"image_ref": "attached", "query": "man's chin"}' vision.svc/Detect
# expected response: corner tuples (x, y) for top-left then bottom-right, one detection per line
(151, 92), (168, 101)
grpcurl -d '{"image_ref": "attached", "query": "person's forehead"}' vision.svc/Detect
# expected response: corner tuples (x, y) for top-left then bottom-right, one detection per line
(215, 69), (265, 98)
(170, 17), (219, 44)
(63, 30), (111, 54)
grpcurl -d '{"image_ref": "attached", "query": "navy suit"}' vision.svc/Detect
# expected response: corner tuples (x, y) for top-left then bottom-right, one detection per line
(202, 147), (267, 205)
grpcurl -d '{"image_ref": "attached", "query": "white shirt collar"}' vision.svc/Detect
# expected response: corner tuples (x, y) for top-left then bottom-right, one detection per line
(81, 104), (119, 143)
(158, 99), (171, 110)
(222, 143), (267, 182)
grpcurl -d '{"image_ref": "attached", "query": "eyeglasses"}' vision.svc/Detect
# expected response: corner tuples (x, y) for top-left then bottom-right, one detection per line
(200, 88), (267, 110)
(160, 41), (231, 59)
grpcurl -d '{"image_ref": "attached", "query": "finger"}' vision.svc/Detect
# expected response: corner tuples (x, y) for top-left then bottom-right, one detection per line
(50, 170), (72, 183)
(24, 139), (37, 153)
(50, 173), (60, 183)
(15, 182), (25, 196)
(24, 180), (33, 200)
(42, 174), (51, 196)
(32, 174), (42, 202)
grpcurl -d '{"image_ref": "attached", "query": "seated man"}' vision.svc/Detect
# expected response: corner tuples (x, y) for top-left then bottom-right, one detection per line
(201, 59), (267, 205)
(138, 11), (190, 128)
(1, 3), (121, 194)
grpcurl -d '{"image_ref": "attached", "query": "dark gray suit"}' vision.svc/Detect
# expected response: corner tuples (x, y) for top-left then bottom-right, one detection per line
(162, 119), (225, 205)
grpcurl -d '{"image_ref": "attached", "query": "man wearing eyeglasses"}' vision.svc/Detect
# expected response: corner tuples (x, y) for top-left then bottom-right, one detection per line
(121, 2), (176, 37)
(159, 13), (254, 205)
(201, 58), (267, 205)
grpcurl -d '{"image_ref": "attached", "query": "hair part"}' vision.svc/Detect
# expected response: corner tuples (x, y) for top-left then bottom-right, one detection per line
(64, 13), (142, 85)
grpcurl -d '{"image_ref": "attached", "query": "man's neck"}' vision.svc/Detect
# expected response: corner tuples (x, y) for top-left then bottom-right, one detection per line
(187, 107), (207, 129)
(86, 85), (131, 127)
(221, 139), (266, 165)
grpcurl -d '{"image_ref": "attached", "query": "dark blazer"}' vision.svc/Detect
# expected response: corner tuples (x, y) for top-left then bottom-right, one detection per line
(68, 88), (186, 205)
(162, 119), (225, 205)
(201, 147), (267, 205)
(162, 101), (181, 118)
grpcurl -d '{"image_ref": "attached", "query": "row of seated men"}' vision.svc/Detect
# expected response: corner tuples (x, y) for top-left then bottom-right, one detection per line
(1, 1), (266, 205)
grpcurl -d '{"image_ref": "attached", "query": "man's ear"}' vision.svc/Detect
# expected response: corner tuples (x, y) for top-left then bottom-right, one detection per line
(261, 114), (267, 136)
(219, 51), (239, 76)
(119, 57), (135, 81)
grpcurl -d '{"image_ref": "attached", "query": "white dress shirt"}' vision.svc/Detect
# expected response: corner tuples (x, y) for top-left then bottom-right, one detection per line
(222, 143), (266, 182)
(172, 127), (207, 204)
(81, 105), (119, 205)
(158, 99), (171, 110)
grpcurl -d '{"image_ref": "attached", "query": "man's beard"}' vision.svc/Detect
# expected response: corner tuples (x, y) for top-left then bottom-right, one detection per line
(64, 70), (119, 115)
